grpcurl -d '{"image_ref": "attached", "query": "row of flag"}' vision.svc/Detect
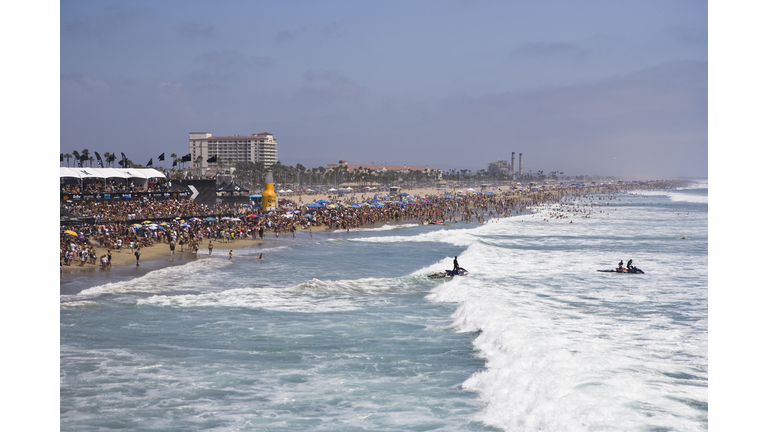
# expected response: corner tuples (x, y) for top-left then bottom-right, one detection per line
(60, 152), (219, 168)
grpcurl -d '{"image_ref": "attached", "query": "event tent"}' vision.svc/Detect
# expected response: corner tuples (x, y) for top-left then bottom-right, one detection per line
(59, 167), (167, 180)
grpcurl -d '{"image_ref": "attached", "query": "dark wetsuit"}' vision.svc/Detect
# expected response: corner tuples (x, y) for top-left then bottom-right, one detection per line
(453, 257), (460, 272)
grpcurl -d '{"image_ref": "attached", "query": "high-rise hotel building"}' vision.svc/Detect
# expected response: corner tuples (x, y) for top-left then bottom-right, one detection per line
(189, 132), (278, 169)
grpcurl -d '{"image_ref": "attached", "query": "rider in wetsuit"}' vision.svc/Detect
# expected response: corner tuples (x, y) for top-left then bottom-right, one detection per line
(627, 259), (633, 270)
(618, 260), (624, 271)
(453, 256), (460, 273)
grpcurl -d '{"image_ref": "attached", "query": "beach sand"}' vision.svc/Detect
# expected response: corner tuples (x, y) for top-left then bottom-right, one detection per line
(61, 238), (265, 273)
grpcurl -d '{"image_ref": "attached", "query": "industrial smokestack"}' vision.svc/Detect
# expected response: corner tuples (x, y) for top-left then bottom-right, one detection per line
(519, 153), (523, 179)
(511, 152), (515, 180)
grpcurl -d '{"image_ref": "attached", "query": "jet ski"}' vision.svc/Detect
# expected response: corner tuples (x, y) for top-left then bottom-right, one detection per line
(428, 268), (469, 279)
(597, 267), (644, 274)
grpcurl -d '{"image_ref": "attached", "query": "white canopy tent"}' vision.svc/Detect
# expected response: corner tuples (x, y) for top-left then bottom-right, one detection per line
(59, 167), (166, 180)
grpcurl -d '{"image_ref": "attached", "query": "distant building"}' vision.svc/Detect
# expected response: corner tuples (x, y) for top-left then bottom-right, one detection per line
(189, 132), (278, 169)
(488, 160), (510, 174)
(326, 160), (442, 178)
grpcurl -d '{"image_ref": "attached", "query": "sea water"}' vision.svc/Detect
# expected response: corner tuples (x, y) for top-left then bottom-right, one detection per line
(60, 182), (708, 431)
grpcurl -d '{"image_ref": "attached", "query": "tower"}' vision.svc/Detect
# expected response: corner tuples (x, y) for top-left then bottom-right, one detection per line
(511, 152), (516, 180)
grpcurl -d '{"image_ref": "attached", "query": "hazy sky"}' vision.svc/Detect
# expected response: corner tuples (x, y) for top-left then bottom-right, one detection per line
(60, 0), (707, 178)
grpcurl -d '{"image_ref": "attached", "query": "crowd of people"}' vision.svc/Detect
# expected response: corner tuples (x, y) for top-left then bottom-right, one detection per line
(60, 180), (689, 268)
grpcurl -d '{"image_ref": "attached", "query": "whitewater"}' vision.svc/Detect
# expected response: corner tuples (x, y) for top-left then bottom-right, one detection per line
(60, 184), (707, 431)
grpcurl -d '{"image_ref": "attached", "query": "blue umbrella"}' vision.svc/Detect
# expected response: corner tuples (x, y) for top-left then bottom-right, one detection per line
(205, 217), (216, 221)
(315, 200), (330, 204)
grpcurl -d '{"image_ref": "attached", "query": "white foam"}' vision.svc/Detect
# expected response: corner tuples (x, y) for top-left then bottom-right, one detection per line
(422, 205), (708, 430)
(139, 274), (421, 312)
(73, 258), (229, 300)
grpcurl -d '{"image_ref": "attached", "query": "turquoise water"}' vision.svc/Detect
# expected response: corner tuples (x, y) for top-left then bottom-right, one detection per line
(60, 182), (708, 431)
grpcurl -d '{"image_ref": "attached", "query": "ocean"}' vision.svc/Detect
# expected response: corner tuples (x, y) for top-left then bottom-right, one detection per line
(60, 182), (708, 431)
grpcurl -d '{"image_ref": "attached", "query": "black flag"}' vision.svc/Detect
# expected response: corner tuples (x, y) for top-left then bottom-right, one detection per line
(180, 153), (192, 162)
(207, 155), (218, 163)
(94, 152), (102, 164)
(147, 158), (153, 167)
(107, 154), (116, 166)
(158, 153), (165, 161)
(60, 153), (63, 162)
(72, 150), (81, 160)
(120, 152), (128, 168)
(172, 159), (178, 167)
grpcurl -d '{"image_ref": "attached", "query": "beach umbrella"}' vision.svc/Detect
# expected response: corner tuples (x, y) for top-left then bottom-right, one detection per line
(64, 230), (78, 236)
(181, 223), (190, 227)
(304, 214), (311, 218)
(399, 192), (409, 196)
(205, 217), (216, 221)
(221, 217), (231, 220)
(329, 188), (337, 192)
(315, 199), (329, 204)
(286, 189), (293, 193)
(230, 218), (241, 221)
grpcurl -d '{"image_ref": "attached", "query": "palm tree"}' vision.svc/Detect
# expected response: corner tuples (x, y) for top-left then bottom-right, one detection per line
(63, 153), (73, 167)
(88, 156), (95, 167)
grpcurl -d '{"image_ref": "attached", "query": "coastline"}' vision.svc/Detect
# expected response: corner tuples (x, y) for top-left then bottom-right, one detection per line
(60, 182), (679, 290)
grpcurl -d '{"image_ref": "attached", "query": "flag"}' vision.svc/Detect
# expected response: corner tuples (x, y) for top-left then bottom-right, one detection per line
(207, 155), (218, 163)
(72, 150), (81, 160)
(158, 153), (165, 161)
(180, 153), (192, 162)
(172, 159), (178, 167)
(147, 158), (153, 167)
(60, 153), (63, 162)
(94, 152), (102, 164)
(98, 159), (103, 168)
(120, 152), (128, 168)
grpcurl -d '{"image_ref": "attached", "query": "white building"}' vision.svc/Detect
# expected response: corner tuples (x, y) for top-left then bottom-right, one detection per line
(189, 132), (278, 169)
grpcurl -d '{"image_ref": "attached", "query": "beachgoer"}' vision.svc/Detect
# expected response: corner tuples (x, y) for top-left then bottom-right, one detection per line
(107, 250), (112, 268)
(258, 254), (263, 260)
(170, 240), (176, 254)
(229, 250), (233, 260)
(135, 248), (141, 266)
(208, 241), (213, 255)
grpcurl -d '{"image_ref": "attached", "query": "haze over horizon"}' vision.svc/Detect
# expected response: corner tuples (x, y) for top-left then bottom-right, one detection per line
(60, 1), (707, 179)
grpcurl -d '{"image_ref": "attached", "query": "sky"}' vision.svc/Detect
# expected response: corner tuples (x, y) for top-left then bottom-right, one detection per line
(59, 0), (708, 178)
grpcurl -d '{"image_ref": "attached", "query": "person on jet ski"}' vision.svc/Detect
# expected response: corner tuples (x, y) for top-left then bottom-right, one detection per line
(618, 260), (624, 271)
(627, 259), (633, 270)
(453, 256), (460, 273)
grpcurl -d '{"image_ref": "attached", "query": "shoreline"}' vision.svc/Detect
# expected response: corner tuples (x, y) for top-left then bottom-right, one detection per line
(60, 182), (689, 290)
